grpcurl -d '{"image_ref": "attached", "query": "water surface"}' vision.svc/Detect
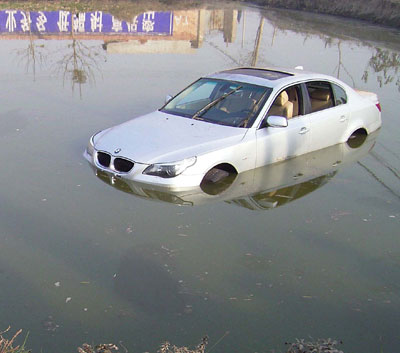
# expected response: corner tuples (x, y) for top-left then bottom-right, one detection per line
(0, 4), (399, 353)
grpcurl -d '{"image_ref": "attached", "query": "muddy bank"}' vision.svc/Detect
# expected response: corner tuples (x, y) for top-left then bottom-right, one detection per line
(1, 0), (400, 29)
(248, 0), (400, 29)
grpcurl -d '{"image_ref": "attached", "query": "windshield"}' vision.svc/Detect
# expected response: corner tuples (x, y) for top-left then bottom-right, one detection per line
(160, 78), (272, 128)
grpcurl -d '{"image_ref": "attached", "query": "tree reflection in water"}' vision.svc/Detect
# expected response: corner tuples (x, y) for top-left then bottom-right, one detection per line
(15, 11), (47, 81)
(13, 10), (105, 98)
(55, 14), (104, 98)
(55, 37), (104, 98)
(363, 48), (400, 92)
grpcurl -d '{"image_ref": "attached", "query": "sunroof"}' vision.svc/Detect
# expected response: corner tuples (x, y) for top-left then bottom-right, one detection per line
(222, 68), (292, 80)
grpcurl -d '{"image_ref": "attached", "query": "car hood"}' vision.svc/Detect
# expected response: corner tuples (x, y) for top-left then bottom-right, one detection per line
(94, 110), (248, 164)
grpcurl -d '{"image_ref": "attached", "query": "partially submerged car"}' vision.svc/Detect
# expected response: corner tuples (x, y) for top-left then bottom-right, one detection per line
(92, 131), (378, 207)
(84, 67), (381, 189)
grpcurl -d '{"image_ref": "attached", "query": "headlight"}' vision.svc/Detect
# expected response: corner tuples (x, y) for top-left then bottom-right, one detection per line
(86, 135), (95, 157)
(143, 157), (196, 178)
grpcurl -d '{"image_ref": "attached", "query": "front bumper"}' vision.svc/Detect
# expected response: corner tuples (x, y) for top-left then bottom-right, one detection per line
(83, 149), (204, 190)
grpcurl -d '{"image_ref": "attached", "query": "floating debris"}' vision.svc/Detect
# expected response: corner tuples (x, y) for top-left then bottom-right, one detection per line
(65, 297), (72, 303)
(41, 315), (59, 332)
(54, 282), (61, 287)
(183, 305), (193, 314)
(330, 210), (351, 221)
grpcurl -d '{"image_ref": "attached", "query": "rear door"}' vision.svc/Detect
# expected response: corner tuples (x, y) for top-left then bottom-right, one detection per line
(304, 81), (349, 150)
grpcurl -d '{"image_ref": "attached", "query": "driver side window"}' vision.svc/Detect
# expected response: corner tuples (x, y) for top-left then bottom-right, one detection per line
(266, 85), (302, 120)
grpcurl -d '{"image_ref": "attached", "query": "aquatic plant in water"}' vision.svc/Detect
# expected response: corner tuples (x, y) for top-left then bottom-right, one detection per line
(77, 337), (208, 353)
(77, 343), (119, 353)
(285, 338), (344, 353)
(158, 336), (208, 353)
(77, 336), (345, 353)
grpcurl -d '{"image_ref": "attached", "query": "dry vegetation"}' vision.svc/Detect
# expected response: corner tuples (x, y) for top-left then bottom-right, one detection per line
(0, 328), (29, 353)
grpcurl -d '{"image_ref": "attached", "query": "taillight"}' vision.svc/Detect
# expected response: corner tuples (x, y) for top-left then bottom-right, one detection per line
(376, 102), (382, 112)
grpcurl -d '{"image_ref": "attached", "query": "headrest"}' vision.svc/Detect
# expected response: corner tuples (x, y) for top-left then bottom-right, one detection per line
(310, 90), (330, 101)
(273, 91), (289, 106)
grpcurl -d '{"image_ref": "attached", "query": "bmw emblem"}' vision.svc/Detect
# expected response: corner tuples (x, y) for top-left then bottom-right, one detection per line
(114, 148), (121, 154)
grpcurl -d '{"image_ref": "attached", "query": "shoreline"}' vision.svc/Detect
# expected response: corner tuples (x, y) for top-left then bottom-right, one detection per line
(246, 0), (400, 29)
(0, 0), (399, 29)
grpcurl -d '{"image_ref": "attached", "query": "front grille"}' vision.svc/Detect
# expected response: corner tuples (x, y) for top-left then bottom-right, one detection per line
(97, 152), (111, 168)
(114, 158), (134, 173)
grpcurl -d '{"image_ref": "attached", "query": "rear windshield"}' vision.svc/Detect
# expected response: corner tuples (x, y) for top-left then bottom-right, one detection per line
(160, 78), (272, 128)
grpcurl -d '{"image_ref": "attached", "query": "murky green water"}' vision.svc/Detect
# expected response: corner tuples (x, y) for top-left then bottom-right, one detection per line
(0, 4), (399, 353)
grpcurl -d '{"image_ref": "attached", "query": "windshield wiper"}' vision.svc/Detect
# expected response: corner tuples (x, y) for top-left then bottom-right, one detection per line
(192, 85), (242, 120)
(240, 88), (271, 128)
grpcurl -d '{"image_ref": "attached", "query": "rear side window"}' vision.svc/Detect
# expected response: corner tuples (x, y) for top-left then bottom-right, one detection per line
(332, 83), (347, 105)
(306, 81), (334, 113)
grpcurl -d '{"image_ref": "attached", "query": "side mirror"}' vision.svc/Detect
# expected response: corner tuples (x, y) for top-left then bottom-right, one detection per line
(165, 94), (173, 103)
(263, 115), (288, 128)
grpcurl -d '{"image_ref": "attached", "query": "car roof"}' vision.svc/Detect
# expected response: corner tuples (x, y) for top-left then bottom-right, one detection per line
(206, 67), (330, 89)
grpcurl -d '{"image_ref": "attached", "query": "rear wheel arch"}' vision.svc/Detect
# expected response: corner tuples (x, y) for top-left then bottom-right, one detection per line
(347, 128), (368, 148)
(343, 120), (368, 141)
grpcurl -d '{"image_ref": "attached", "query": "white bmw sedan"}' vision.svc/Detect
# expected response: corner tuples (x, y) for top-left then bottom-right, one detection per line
(84, 67), (381, 189)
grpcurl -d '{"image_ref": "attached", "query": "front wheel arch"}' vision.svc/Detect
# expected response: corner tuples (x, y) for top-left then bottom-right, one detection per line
(200, 163), (238, 195)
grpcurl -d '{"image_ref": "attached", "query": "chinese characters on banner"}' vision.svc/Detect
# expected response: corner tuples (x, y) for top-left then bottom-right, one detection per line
(0, 10), (173, 35)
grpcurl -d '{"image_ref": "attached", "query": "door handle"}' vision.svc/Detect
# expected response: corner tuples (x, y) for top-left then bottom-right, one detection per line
(339, 115), (347, 122)
(299, 127), (309, 135)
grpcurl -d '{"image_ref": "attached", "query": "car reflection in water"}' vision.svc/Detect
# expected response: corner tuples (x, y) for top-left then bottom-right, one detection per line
(93, 131), (377, 210)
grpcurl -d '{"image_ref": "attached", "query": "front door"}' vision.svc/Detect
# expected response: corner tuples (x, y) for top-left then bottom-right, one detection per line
(255, 115), (311, 168)
(255, 85), (310, 168)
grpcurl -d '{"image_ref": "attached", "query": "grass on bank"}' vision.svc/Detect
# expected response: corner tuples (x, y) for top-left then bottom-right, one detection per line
(0, 328), (29, 353)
